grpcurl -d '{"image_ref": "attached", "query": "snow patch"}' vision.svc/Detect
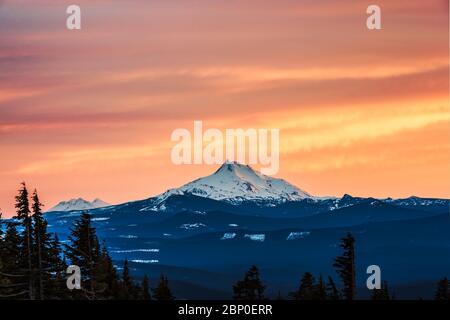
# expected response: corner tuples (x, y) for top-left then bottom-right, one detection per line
(111, 249), (159, 253)
(221, 233), (236, 240)
(244, 234), (265, 242)
(119, 235), (138, 239)
(179, 223), (207, 230)
(130, 260), (159, 264)
(92, 217), (110, 222)
(286, 231), (311, 240)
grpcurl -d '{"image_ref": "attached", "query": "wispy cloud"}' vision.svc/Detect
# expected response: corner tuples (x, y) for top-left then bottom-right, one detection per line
(0, 0), (448, 215)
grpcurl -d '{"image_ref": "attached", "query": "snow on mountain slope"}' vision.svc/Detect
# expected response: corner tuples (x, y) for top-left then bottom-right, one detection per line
(157, 161), (312, 204)
(47, 198), (111, 212)
(91, 198), (111, 208)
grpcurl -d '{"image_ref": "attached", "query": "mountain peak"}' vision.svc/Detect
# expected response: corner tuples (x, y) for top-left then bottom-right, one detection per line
(159, 161), (312, 204)
(215, 160), (246, 172)
(214, 161), (263, 179)
(47, 198), (111, 212)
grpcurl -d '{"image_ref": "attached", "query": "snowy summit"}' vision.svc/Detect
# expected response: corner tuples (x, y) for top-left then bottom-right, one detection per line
(158, 161), (312, 203)
(47, 198), (111, 212)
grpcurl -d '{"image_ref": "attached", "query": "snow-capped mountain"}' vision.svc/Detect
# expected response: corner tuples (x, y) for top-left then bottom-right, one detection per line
(47, 198), (111, 212)
(157, 161), (312, 204)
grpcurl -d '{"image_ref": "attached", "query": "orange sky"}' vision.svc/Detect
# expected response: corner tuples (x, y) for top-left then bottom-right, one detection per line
(0, 0), (449, 217)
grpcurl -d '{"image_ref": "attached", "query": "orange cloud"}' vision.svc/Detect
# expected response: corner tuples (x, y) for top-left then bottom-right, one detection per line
(0, 0), (448, 216)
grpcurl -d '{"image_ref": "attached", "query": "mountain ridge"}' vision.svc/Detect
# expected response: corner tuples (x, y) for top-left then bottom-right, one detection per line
(47, 197), (111, 212)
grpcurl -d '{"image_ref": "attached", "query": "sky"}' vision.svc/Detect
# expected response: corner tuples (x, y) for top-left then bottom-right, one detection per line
(0, 0), (449, 217)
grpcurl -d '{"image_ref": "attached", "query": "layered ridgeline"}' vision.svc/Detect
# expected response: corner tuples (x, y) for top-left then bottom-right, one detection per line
(45, 161), (448, 216)
(44, 161), (450, 299)
(44, 161), (449, 233)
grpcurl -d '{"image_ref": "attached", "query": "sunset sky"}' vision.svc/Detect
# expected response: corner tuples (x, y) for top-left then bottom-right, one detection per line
(0, 0), (449, 217)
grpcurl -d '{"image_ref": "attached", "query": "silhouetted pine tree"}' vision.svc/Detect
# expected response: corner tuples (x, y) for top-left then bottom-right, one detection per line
(0, 213), (13, 298)
(14, 182), (34, 299)
(326, 276), (340, 300)
(120, 259), (136, 299)
(142, 275), (151, 300)
(65, 214), (127, 300)
(0, 221), (27, 299)
(95, 244), (119, 299)
(314, 275), (327, 300)
(2, 222), (21, 271)
(290, 272), (316, 300)
(65, 213), (101, 299)
(46, 233), (67, 299)
(333, 232), (356, 300)
(1, 186), (66, 300)
(233, 265), (266, 300)
(371, 281), (391, 300)
(435, 277), (450, 300)
(31, 189), (51, 300)
(152, 274), (174, 300)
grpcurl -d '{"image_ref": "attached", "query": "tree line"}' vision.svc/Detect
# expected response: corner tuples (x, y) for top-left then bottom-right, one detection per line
(233, 233), (391, 300)
(1, 183), (449, 300)
(0, 183), (173, 300)
(232, 230), (449, 300)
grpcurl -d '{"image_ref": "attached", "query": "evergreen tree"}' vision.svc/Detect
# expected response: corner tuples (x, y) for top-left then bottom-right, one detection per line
(120, 259), (135, 299)
(142, 275), (151, 300)
(1, 186), (67, 300)
(233, 265), (266, 300)
(0, 221), (28, 299)
(326, 276), (340, 300)
(14, 182), (34, 299)
(314, 275), (327, 300)
(65, 213), (100, 299)
(289, 272), (316, 300)
(2, 223), (21, 272)
(333, 232), (356, 300)
(435, 277), (450, 300)
(46, 233), (67, 299)
(371, 281), (391, 300)
(95, 243), (119, 299)
(31, 189), (50, 300)
(152, 274), (174, 300)
(0, 212), (10, 298)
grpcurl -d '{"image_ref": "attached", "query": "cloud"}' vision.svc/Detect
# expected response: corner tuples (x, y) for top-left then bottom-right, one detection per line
(0, 0), (448, 216)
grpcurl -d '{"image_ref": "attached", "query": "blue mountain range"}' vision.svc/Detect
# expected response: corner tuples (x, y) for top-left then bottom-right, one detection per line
(44, 162), (450, 299)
